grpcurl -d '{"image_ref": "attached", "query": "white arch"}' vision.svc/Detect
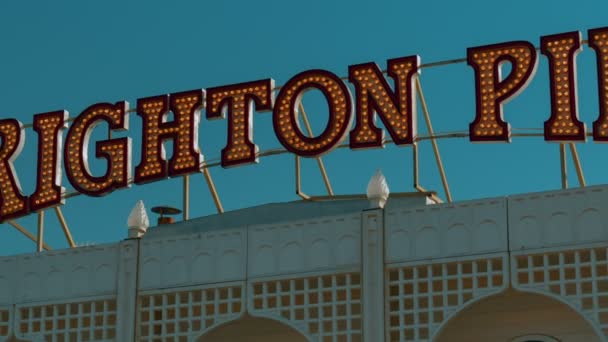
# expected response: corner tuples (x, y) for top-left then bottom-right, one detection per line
(245, 311), (315, 342)
(196, 313), (312, 342)
(431, 286), (509, 340)
(433, 288), (603, 342)
(192, 310), (247, 340)
(511, 286), (606, 341)
(510, 334), (560, 342)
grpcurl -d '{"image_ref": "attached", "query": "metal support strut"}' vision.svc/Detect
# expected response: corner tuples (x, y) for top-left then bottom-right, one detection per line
(298, 102), (334, 196)
(183, 175), (190, 220)
(37, 211), (45, 253)
(569, 143), (586, 187)
(202, 167), (224, 214)
(7, 220), (51, 251)
(54, 206), (76, 248)
(415, 77), (453, 203)
(560, 143), (568, 189)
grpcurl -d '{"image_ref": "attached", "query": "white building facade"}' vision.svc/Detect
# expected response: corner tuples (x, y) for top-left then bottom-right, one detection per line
(0, 185), (607, 341)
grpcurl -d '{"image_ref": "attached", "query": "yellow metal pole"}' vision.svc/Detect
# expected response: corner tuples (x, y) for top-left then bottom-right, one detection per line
(298, 102), (335, 196)
(54, 207), (76, 248)
(413, 143), (419, 188)
(415, 78), (453, 202)
(568, 143), (586, 187)
(202, 168), (224, 214)
(183, 175), (190, 220)
(560, 144), (568, 189)
(37, 211), (45, 253)
(295, 156), (310, 200)
(7, 220), (51, 251)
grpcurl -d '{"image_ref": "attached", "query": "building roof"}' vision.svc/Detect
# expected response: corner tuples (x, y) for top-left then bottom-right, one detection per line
(146, 192), (434, 238)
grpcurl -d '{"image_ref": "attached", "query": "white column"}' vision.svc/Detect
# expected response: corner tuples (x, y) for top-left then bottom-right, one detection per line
(361, 208), (385, 342)
(116, 239), (139, 340)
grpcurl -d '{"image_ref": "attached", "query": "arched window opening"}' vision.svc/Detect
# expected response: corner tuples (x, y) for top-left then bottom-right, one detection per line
(435, 289), (600, 341)
(198, 315), (309, 342)
(510, 335), (560, 342)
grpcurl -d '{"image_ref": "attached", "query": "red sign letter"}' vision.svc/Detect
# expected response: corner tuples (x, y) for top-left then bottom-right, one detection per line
(64, 102), (131, 196)
(135, 90), (203, 183)
(467, 41), (538, 141)
(588, 27), (608, 141)
(349, 56), (419, 148)
(0, 119), (27, 221)
(206, 79), (274, 167)
(30, 111), (67, 212)
(273, 70), (352, 157)
(541, 31), (584, 141)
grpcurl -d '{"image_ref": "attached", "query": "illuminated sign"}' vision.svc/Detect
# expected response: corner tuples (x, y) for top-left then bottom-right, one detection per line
(1, 27), (608, 221)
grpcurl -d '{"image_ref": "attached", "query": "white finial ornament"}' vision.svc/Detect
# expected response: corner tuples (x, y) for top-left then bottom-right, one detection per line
(366, 169), (390, 208)
(127, 200), (149, 238)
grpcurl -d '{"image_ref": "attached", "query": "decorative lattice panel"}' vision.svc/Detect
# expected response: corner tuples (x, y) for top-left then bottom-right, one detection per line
(16, 298), (117, 341)
(138, 283), (245, 341)
(250, 272), (362, 342)
(0, 308), (9, 339)
(386, 255), (508, 342)
(513, 247), (608, 337)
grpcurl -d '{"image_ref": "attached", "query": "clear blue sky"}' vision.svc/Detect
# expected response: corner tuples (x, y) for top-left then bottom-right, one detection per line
(0, 0), (607, 255)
